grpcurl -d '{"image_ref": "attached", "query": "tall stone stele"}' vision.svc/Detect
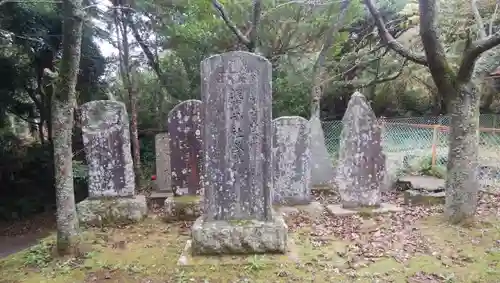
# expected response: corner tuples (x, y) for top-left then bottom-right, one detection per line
(191, 51), (288, 255)
(167, 99), (203, 196)
(336, 92), (386, 208)
(76, 100), (147, 226)
(272, 116), (311, 205)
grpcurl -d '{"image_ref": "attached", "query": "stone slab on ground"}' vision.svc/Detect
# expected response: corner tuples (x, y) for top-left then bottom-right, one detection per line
(178, 238), (298, 266)
(326, 203), (403, 217)
(163, 195), (202, 221)
(148, 191), (173, 208)
(190, 215), (288, 255)
(404, 189), (446, 206)
(395, 175), (445, 192)
(76, 195), (147, 226)
(275, 201), (324, 218)
(311, 184), (336, 193)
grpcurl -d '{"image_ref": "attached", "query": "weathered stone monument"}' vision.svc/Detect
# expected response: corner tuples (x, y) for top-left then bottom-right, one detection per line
(149, 133), (172, 206)
(310, 115), (336, 189)
(272, 116), (311, 205)
(327, 92), (402, 216)
(77, 100), (147, 226)
(164, 100), (204, 221)
(189, 51), (287, 255)
(167, 99), (203, 196)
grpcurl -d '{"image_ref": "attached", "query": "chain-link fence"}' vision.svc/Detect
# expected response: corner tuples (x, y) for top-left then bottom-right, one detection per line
(322, 114), (500, 191)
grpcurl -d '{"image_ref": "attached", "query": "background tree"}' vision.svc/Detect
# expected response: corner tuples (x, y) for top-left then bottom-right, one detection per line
(365, 0), (500, 224)
(52, 0), (84, 254)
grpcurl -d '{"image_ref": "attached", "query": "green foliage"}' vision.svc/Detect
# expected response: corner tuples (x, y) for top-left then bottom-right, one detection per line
(24, 240), (54, 268)
(412, 155), (447, 179)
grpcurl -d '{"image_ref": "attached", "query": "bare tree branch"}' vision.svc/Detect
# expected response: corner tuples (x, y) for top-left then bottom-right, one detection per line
(458, 33), (500, 81)
(364, 0), (427, 66)
(418, 0), (450, 83)
(248, 0), (262, 52)
(326, 59), (408, 89)
(471, 0), (487, 38)
(489, 1), (499, 36)
(211, 0), (251, 47)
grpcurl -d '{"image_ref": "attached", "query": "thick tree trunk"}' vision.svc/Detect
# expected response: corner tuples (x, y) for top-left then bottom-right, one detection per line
(53, 0), (84, 255)
(445, 83), (480, 224)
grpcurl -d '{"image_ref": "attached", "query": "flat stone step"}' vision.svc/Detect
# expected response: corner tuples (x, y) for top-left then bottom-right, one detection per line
(395, 175), (445, 192)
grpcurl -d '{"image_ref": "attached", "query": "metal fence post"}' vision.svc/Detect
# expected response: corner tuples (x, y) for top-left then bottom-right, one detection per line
(431, 125), (439, 167)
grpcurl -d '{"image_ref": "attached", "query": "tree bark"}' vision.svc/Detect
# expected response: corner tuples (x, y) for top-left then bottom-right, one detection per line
(116, 3), (142, 188)
(128, 69), (142, 188)
(446, 83), (480, 224)
(52, 0), (84, 255)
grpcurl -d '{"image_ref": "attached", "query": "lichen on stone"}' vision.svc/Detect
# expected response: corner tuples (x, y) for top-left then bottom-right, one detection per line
(336, 92), (385, 208)
(167, 99), (203, 196)
(79, 100), (135, 198)
(272, 116), (311, 205)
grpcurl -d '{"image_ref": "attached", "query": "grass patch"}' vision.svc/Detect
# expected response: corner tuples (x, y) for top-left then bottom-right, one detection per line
(1, 214), (500, 282)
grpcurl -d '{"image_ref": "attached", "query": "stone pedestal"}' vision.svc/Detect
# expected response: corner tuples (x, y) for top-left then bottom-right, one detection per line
(148, 191), (173, 207)
(163, 195), (202, 221)
(76, 195), (148, 226)
(191, 214), (288, 255)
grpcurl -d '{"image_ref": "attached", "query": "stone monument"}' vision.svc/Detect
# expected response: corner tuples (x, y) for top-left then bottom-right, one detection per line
(164, 100), (204, 221)
(149, 132), (172, 206)
(327, 92), (402, 216)
(190, 51), (288, 255)
(272, 116), (311, 205)
(76, 100), (147, 226)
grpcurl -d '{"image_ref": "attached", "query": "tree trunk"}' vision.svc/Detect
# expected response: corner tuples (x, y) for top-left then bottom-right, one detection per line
(52, 0), (84, 255)
(445, 82), (480, 224)
(129, 70), (141, 188)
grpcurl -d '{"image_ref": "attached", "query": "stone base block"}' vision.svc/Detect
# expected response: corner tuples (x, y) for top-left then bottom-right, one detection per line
(404, 189), (445, 206)
(76, 195), (147, 226)
(163, 195), (202, 221)
(148, 191), (173, 208)
(148, 191), (174, 207)
(178, 238), (298, 266)
(326, 203), (403, 217)
(190, 215), (288, 255)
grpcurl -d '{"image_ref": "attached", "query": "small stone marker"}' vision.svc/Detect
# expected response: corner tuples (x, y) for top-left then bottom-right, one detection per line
(272, 116), (311, 205)
(155, 133), (172, 192)
(167, 99), (203, 196)
(77, 100), (147, 226)
(328, 92), (402, 216)
(190, 51), (287, 256)
(149, 133), (173, 206)
(310, 116), (336, 189)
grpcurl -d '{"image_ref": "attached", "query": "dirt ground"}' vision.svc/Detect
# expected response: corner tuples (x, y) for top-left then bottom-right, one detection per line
(0, 191), (499, 283)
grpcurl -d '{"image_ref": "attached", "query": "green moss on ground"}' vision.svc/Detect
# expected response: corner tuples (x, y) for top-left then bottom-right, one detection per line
(1, 215), (499, 283)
